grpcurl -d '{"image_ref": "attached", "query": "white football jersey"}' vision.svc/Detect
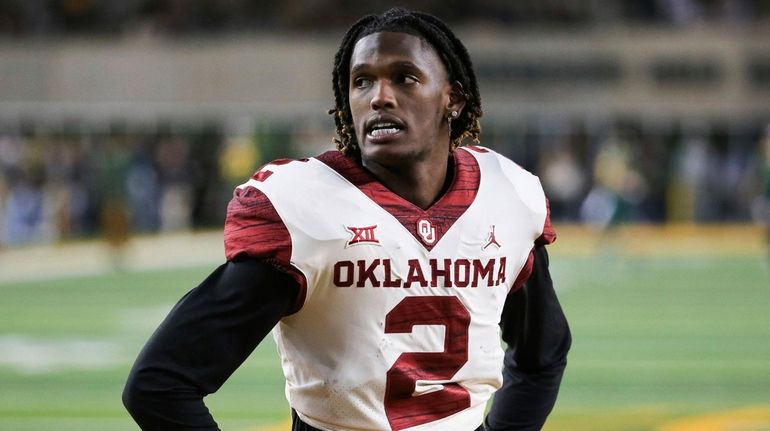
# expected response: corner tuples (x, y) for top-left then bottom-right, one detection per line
(224, 146), (554, 431)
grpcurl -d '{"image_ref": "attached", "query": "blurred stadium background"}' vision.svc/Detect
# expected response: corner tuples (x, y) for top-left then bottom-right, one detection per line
(1, 1), (769, 430)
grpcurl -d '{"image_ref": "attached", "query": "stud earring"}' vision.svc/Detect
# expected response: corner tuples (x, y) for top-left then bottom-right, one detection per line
(448, 111), (458, 135)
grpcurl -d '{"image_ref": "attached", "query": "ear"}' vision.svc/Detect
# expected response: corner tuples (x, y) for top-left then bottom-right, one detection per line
(446, 81), (467, 117)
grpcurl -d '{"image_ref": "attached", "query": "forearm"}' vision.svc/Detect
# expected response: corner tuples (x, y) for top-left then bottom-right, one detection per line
(123, 258), (299, 430)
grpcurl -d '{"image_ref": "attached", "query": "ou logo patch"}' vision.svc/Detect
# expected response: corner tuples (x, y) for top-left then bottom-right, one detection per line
(416, 219), (437, 245)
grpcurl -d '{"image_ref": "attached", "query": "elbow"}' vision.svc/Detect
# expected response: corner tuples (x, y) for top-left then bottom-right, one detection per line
(545, 321), (572, 373)
(553, 323), (572, 364)
(122, 372), (143, 417)
(508, 321), (572, 375)
(122, 368), (169, 428)
(539, 309), (572, 373)
(122, 368), (157, 420)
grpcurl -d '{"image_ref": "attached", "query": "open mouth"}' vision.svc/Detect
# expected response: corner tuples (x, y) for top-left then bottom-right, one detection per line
(368, 122), (403, 138)
(365, 116), (406, 141)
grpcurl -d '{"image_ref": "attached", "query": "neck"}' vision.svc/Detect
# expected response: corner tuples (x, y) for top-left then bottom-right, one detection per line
(362, 153), (453, 210)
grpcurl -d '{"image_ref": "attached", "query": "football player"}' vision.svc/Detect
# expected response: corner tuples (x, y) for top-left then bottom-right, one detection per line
(124, 8), (571, 431)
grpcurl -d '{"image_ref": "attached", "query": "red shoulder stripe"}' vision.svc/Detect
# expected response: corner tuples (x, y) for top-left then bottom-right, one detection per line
(510, 248), (535, 293)
(536, 198), (557, 245)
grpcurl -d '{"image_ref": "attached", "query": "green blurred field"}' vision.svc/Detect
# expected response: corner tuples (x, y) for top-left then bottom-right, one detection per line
(0, 227), (768, 431)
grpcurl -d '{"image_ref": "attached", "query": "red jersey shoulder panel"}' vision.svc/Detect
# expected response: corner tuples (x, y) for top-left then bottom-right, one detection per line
(224, 185), (291, 263)
(223, 184), (307, 310)
(224, 157), (314, 266)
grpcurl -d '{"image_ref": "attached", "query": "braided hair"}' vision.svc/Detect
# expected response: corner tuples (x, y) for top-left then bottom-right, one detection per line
(329, 8), (482, 156)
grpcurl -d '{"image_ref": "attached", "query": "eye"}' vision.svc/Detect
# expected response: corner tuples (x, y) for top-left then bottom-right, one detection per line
(395, 74), (418, 85)
(353, 77), (372, 89)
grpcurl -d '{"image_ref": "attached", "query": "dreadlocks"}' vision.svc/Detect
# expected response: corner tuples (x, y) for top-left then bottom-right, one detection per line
(329, 8), (483, 156)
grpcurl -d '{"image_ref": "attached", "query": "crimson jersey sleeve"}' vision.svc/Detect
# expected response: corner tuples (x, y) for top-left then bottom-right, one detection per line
(223, 183), (306, 308)
(224, 184), (291, 263)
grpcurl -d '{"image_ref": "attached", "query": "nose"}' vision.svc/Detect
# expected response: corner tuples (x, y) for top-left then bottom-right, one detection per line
(370, 81), (396, 110)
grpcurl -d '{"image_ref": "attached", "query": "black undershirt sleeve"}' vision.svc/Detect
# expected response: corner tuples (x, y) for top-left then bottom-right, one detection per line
(485, 245), (572, 431)
(122, 257), (300, 431)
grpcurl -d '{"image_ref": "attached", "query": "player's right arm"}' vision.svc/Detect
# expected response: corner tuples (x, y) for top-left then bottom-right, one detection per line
(122, 257), (299, 430)
(123, 175), (301, 430)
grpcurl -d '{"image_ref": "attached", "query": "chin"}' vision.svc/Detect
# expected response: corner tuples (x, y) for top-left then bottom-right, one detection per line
(360, 141), (422, 166)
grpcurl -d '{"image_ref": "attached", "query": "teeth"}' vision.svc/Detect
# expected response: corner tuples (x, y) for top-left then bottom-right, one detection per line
(370, 128), (399, 137)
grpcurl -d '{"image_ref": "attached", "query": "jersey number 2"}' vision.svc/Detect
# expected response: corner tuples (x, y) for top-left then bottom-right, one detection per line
(384, 296), (471, 431)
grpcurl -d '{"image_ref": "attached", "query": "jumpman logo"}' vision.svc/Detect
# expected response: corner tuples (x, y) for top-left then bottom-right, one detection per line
(483, 225), (501, 250)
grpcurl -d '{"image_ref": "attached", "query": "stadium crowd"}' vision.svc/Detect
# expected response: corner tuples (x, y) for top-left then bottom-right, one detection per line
(0, 122), (223, 245)
(0, 117), (766, 247)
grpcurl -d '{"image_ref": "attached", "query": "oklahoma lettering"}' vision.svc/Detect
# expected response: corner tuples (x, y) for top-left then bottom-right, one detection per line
(333, 257), (507, 288)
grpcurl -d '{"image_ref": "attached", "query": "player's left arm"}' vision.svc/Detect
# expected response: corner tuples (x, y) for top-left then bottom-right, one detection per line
(484, 244), (571, 431)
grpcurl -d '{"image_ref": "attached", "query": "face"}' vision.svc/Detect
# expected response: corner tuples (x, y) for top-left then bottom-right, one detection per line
(348, 32), (460, 168)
